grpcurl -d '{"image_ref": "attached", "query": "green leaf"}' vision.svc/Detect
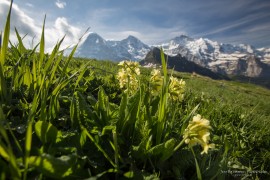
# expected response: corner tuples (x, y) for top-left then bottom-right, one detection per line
(14, 28), (26, 54)
(102, 126), (116, 135)
(191, 147), (202, 180)
(0, 0), (13, 102)
(124, 171), (134, 178)
(35, 121), (62, 144)
(0, 0), (12, 66)
(79, 129), (87, 148)
(0, 142), (10, 161)
(96, 86), (110, 126)
(82, 127), (115, 167)
(39, 15), (46, 71)
(117, 92), (127, 131)
(24, 120), (33, 180)
(160, 138), (176, 162)
(121, 90), (141, 136)
(28, 154), (85, 179)
(59, 44), (78, 82)
(43, 36), (65, 74)
(147, 143), (164, 156)
(156, 48), (170, 145)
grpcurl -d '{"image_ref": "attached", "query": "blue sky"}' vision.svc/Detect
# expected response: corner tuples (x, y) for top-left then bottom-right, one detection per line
(1, 0), (270, 50)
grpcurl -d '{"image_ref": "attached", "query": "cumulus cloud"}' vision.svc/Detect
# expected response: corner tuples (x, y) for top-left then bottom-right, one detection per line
(0, 0), (39, 36)
(55, 0), (66, 9)
(45, 17), (82, 51)
(0, 0), (82, 52)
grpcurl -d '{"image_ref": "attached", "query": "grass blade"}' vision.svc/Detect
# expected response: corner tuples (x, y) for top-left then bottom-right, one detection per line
(39, 15), (46, 72)
(0, 0), (13, 103)
(15, 28), (26, 54)
(156, 48), (169, 144)
(23, 121), (33, 180)
(82, 127), (116, 167)
(191, 147), (202, 180)
(0, 0), (12, 66)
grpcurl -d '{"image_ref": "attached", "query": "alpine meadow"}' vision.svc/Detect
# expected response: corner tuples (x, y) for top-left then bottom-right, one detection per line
(1, 1), (270, 180)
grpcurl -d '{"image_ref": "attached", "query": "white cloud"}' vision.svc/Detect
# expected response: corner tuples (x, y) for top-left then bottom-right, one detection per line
(0, 0), (40, 47)
(45, 17), (82, 51)
(26, 3), (34, 8)
(55, 0), (66, 9)
(0, 0), (83, 52)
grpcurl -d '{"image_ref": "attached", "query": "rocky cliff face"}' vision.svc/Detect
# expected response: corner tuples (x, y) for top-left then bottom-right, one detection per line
(140, 48), (228, 80)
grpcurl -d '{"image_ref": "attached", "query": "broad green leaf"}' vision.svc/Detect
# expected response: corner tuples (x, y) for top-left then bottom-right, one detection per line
(147, 143), (164, 156)
(28, 154), (85, 179)
(35, 121), (62, 144)
(160, 138), (176, 162)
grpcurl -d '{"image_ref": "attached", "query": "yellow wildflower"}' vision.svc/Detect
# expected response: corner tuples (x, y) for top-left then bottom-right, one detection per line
(149, 69), (163, 96)
(169, 76), (185, 101)
(183, 114), (215, 154)
(117, 60), (140, 94)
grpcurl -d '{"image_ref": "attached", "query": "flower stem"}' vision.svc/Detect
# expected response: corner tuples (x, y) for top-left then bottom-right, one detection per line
(174, 138), (186, 152)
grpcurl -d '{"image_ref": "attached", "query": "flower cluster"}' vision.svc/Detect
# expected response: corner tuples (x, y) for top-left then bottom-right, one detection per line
(149, 69), (186, 101)
(117, 61), (140, 94)
(169, 77), (185, 101)
(183, 114), (215, 154)
(149, 69), (163, 96)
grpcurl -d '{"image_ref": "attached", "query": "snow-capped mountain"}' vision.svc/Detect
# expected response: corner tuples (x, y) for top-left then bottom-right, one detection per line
(156, 35), (270, 77)
(75, 33), (151, 61)
(76, 33), (118, 61)
(73, 33), (270, 78)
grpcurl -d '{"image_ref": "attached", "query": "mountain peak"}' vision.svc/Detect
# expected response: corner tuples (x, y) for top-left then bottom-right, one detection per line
(87, 32), (102, 38)
(124, 35), (142, 43)
(174, 35), (194, 41)
(127, 35), (138, 39)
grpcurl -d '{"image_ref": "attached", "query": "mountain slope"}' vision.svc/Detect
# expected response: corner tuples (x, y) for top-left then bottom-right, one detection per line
(157, 35), (270, 78)
(74, 33), (270, 80)
(75, 33), (151, 61)
(140, 47), (228, 80)
(76, 33), (118, 60)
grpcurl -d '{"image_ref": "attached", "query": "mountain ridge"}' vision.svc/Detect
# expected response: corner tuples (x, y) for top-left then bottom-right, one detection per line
(140, 47), (229, 80)
(75, 32), (151, 61)
(74, 32), (270, 79)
